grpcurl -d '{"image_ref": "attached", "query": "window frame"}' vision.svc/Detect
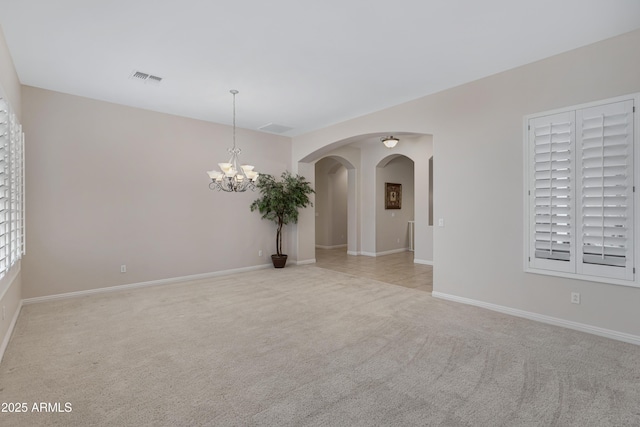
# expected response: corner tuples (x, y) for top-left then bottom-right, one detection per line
(523, 93), (639, 288)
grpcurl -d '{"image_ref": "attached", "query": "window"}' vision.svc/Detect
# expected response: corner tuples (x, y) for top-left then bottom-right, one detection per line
(525, 94), (638, 286)
(0, 97), (25, 279)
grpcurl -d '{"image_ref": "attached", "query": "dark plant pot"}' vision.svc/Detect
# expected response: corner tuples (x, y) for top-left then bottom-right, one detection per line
(271, 254), (288, 268)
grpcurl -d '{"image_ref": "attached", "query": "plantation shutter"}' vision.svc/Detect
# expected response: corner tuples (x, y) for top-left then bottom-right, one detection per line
(0, 99), (9, 274)
(9, 118), (24, 262)
(576, 100), (634, 280)
(529, 112), (576, 273)
(0, 98), (25, 278)
(18, 131), (25, 257)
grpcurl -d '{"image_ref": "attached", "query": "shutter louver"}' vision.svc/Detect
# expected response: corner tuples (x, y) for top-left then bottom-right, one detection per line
(577, 101), (634, 280)
(529, 112), (576, 272)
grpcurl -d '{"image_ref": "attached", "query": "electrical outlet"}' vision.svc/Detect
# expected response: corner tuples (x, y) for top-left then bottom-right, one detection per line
(571, 292), (580, 304)
(258, 250), (263, 257)
(120, 265), (127, 273)
(438, 218), (444, 227)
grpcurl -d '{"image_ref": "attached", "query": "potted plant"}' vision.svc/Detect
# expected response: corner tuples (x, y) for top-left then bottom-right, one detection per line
(250, 171), (314, 268)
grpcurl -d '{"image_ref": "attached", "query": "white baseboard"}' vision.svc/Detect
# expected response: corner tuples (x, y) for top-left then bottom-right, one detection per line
(353, 248), (410, 257)
(377, 248), (409, 256)
(414, 259), (433, 265)
(0, 299), (22, 364)
(347, 251), (359, 256)
(23, 263), (273, 305)
(294, 258), (316, 265)
(432, 291), (640, 346)
(315, 244), (347, 250)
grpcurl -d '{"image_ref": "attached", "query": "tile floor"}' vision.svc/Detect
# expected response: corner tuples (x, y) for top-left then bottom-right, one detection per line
(315, 247), (433, 293)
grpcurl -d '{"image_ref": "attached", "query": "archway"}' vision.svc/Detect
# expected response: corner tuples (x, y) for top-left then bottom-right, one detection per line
(314, 156), (357, 255)
(292, 133), (432, 266)
(375, 154), (415, 255)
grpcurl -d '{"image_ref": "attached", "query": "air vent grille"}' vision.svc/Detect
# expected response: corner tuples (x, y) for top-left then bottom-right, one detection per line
(130, 70), (163, 85)
(258, 123), (294, 134)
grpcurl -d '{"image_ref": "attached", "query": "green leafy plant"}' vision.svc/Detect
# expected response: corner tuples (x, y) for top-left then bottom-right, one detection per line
(250, 171), (315, 257)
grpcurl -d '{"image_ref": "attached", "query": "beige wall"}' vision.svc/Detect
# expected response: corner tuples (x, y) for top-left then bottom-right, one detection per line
(21, 86), (291, 298)
(330, 167), (348, 246)
(293, 30), (640, 337)
(0, 25), (20, 118)
(0, 24), (22, 359)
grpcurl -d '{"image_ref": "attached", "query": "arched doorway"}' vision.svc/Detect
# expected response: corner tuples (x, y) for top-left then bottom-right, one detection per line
(375, 155), (415, 255)
(293, 133), (433, 266)
(315, 158), (348, 250)
(312, 155), (358, 256)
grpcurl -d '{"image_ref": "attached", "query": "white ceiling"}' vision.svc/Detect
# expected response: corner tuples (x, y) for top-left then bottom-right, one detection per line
(1, 0), (639, 136)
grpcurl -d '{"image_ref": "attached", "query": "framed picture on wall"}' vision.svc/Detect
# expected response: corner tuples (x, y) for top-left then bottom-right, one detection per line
(385, 183), (402, 209)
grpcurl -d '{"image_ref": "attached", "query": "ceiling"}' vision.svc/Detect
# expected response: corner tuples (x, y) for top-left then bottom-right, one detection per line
(1, 1), (639, 137)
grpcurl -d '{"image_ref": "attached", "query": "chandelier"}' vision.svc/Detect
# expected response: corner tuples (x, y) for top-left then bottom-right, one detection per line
(206, 90), (259, 192)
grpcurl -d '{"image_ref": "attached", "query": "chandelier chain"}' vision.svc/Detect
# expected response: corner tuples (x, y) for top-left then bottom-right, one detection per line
(232, 90), (236, 150)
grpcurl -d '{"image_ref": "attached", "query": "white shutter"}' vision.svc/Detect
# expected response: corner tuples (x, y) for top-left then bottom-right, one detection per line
(9, 116), (18, 264)
(0, 97), (25, 278)
(529, 111), (576, 273)
(19, 131), (25, 257)
(9, 118), (25, 264)
(576, 100), (634, 280)
(0, 99), (9, 275)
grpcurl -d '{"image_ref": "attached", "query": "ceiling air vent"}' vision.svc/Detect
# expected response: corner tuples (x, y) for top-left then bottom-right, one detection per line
(130, 70), (163, 85)
(258, 123), (294, 134)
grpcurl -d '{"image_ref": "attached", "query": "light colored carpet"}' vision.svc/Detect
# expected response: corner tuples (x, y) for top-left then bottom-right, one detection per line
(1, 266), (639, 426)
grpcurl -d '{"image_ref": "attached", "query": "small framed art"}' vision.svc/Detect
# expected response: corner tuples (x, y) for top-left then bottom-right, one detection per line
(385, 183), (402, 209)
